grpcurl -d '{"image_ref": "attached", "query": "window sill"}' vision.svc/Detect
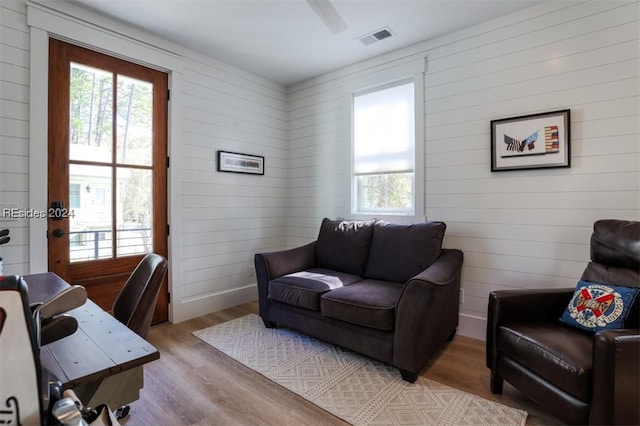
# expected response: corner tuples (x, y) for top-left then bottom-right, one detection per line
(350, 213), (426, 224)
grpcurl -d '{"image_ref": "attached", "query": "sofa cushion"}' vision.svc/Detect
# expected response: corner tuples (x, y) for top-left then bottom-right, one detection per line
(559, 280), (640, 333)
(497, 322), (593, 402)
(269, 268), (363, 311)
(320, 280), (403, 331)
(315, 218), (377, 276)
(364, 221), (446, 283)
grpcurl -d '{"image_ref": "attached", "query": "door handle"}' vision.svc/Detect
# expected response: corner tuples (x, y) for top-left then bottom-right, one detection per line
(51, 229), (64, 238)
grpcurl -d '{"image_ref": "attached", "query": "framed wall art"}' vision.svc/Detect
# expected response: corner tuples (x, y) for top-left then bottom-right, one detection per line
(217, 150), (264, 175)
(490, 109), (570, 172)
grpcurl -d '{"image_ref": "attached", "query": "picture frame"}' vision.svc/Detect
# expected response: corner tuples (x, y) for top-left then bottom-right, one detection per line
(217, 150), (264, 175)
(490, 109), (570, 172)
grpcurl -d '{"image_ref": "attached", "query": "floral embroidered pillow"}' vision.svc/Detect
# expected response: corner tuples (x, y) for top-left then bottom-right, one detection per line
(559, 280), (640, 333)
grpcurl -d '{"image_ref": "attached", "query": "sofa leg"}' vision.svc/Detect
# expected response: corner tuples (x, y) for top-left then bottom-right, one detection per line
(262, 318), (276, 328)
(399, 369), (418, 383)
(446, 328), (456, 342)
(490, 372), (504, 394)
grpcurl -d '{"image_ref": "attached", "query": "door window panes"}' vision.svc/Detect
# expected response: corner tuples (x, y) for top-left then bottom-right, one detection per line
(68, 164), (113, 262)
(68, 67), (155, 262)
(69, 63), (113, 162)
(117, 75), (153, 166)
(116, 168), (153, 256)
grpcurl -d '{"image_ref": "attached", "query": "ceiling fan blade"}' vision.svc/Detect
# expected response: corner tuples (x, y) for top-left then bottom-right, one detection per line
(306, 0), (348, 34)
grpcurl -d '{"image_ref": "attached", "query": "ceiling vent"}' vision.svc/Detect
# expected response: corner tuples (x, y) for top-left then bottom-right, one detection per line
(358, 28), (394, 46)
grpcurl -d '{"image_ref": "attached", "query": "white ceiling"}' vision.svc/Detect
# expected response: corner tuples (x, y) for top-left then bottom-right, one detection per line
(66, 0), (544, 86)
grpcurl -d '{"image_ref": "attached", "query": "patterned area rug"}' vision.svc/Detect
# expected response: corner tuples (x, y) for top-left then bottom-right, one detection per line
(193, 314), (527, 426)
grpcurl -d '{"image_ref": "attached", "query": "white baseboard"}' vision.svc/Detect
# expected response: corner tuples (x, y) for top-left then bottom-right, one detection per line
(172, 284), (258, 323)
(457, 313), (487, 341)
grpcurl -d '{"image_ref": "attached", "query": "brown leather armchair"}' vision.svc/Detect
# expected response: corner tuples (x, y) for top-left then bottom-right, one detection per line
(486, 219), (640, 425)
(112, 253), (168, 339)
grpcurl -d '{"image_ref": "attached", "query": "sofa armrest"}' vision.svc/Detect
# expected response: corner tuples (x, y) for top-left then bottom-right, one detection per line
(254, 242), (316, 321)
(254, 242), (316, 282)
(486, 288), (574, 370)
(590, 329), (640, 425)
(393, 249), (463, 376)
(410, 248), (463, 286)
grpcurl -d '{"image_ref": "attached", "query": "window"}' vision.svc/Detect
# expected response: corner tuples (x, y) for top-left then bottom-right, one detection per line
(352, 79), (418, 216)
(69, 183), (81, 209)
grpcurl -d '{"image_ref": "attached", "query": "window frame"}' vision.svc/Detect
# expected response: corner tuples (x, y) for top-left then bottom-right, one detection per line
(347, 61), (425, 223)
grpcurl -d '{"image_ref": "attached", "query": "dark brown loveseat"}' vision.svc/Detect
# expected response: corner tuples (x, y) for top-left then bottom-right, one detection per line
(487, 219), (640, 425)
(255, 218), (464, 382)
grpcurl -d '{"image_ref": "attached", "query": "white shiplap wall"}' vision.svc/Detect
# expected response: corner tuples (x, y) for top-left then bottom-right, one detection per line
(1, 0), (289, 323)
(0, 1), (30, 274)
(286, 0), (640, 338)
(176, 55), (289, 317)
(173, 52), (288, 320)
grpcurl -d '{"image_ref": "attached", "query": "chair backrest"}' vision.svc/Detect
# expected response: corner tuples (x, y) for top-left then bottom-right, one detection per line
(112, 253), (167, 338)
(581, 219), (640, 289)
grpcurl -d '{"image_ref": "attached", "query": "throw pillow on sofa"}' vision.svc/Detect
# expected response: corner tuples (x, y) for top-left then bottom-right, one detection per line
(364, 221), (446, 283)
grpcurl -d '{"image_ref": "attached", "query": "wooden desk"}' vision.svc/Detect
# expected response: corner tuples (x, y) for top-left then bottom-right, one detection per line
(25, 272), (160, 408)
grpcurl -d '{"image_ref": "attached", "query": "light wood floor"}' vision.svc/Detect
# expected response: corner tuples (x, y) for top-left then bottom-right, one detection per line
(121, 302), (564, 425)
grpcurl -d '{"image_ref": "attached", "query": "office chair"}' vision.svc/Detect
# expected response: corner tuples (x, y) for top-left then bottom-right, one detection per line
(112, 253), (167, 339)
(111, 253), (167, 420)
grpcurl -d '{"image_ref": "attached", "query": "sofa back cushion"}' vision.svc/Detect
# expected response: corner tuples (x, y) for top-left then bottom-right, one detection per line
(315, 218), (377, 276)
(364, 221), (446, 283)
